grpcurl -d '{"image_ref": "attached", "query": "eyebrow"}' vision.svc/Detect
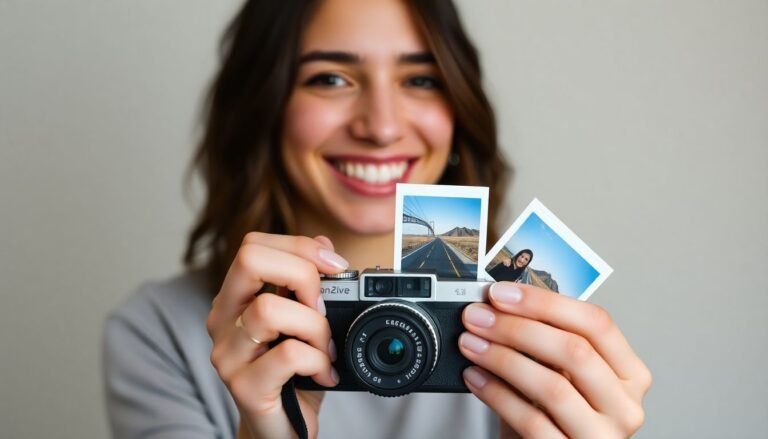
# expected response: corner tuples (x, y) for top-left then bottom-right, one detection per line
(298, 50), (436, 65)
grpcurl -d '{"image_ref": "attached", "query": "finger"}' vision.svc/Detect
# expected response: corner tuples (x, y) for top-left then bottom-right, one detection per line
(463, 366), (566, 439)
(240, 293), (334, 358)
(211, 294), (335, 378)
(459, 332), (601, 438)
(488, 282), (650, 384)
(244, 232), (348, 272)
(210, 324), (270, 381)
(227, 339), (338, 439)
(228, 339), (339, 415)
(213, 242), (332, 324)
(463, 303), (633, 418)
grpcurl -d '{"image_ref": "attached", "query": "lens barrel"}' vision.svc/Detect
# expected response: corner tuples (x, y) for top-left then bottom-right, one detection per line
(345, 300), (439, 397)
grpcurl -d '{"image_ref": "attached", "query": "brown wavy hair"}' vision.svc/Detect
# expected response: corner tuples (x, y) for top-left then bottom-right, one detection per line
(183, 0), (511, 289)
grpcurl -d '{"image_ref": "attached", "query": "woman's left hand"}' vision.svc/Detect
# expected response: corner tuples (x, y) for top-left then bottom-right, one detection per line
(459, 282), (652, 438)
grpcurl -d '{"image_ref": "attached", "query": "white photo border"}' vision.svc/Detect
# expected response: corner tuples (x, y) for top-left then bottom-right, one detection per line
(481, 198), (613, 300)
(394, 183), (489, 280)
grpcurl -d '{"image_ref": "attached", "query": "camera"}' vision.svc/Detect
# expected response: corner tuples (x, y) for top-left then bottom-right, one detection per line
(295, 268), (491, 397)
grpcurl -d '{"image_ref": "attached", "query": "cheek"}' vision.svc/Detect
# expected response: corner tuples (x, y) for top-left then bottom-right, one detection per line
(282, 97), (346, 155)
(414, 104), (454, 152)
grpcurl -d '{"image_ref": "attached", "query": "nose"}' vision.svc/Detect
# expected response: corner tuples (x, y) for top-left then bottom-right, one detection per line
(349, 83), (404, 147)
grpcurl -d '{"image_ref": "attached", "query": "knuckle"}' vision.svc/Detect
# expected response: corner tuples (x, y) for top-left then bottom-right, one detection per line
(639, 365), (654, 391)
(289, 260), (321, 290)
(619, 403), (645, 433)
(277, 338), (305, 365)
(293, 235), (318, 256)
(498, 316), (526, 346)
(585, 303), (614, 335)
(251, 292), (278, 323)
(233, 245), (256, 273)
(565, 335), (594, 366)
(205, 312), (217, 336)
(497, 347), (518, 373)
(209, 344), (227, 374)
(505, 315), (527, 334)
(543, 374), (573, 405)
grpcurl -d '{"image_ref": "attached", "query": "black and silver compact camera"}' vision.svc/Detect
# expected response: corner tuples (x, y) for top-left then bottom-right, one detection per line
(295, 268), (491, 397)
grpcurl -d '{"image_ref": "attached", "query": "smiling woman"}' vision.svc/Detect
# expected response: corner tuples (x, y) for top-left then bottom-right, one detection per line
(103, 0), (650, 438)
(182, 0), (507, 281)
(281, 0), (455, 231)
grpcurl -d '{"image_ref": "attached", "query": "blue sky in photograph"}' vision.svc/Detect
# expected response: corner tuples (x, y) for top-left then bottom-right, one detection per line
(502, 213), (598, 298)
(402, 195), (481, 235)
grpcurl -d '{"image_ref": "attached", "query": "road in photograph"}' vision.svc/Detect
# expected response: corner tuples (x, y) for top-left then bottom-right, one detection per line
(401, 237), (476, 278)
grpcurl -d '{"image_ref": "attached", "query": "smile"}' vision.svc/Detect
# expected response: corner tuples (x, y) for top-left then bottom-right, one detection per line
(335, 160), (408, 184)
(325, 156), (416, 196)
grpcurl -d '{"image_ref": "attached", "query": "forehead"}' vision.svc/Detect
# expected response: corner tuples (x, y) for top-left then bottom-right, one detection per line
(300, 0), (428, 58)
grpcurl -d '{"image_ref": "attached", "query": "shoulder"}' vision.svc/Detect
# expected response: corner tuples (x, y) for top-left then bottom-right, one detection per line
(111, 269), (214, 318)
(107, 270), (213, 333)
(103, 269), (216, 370)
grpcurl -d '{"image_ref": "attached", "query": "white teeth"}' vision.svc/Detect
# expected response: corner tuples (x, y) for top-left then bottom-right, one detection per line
(379, 165), (391, 183)
(335, 160), (409, 184)
(354, 163), (365, 180)
(363, 164), (375, 183)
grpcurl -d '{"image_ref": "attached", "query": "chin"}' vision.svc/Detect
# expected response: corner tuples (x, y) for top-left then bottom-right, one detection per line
(335, 205), (395, 235)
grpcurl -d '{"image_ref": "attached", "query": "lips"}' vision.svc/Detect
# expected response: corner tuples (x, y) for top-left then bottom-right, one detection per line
(325, 155), (416, 196)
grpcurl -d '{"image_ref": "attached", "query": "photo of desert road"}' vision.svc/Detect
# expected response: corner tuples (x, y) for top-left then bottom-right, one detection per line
(398, 193), (483, 279)
(401, 233), (478, 278)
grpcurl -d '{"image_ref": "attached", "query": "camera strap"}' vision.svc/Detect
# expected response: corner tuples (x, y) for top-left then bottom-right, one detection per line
(281, 374), (309, 439)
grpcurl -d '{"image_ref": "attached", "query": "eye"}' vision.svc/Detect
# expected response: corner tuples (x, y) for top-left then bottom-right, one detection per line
(304, 73), (349, 88)
(405, 75), (442, 90)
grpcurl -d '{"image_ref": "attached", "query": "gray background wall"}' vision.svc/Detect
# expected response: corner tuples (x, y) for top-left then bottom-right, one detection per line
(1, 0), (765, 437)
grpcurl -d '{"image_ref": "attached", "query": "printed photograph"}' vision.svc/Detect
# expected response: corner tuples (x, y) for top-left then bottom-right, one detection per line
(483, 199), (613, 300)
(394, 184), (488, 279)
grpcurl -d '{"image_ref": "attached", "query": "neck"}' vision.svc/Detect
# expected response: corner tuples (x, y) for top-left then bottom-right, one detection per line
(295, 210), (394, 271)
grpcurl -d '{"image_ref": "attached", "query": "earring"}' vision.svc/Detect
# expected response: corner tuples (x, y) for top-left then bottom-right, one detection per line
(448, 151), (460, 166)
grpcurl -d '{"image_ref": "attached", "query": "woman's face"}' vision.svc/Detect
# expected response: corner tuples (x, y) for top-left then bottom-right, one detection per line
(281, 0), (453, 234)
(515, 252), (531, 268)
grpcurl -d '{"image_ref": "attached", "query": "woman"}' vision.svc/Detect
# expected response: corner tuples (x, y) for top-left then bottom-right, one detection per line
(488, 249), (534, 283)
(103, 1), (651, 438)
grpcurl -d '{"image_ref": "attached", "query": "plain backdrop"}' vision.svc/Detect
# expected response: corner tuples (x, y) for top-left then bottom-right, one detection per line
(1, 1), (766, 437)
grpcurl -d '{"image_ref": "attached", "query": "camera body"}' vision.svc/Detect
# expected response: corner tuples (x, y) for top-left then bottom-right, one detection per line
(295, 268), (491, 397)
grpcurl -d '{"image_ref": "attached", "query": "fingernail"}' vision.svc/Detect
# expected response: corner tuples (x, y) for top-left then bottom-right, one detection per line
(330, 367), (340, 385)
(465, 304), (495, 328)
(318, 248), (349, 270)
(490, 283), (522, 304)
(460, 332), (490, 354)
(328, 339), (338, 362)
(463, 367), (488, 389)
(316, 296), (327, 316)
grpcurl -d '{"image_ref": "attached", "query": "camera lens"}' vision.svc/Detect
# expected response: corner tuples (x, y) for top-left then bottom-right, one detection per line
(365, 329), (413, 374)
(345, 300), (440, 397)
(377, 337), (405, 365)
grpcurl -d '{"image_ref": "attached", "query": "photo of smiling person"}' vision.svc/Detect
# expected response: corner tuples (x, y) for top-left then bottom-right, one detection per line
(483, 199), (613, 299)
(487, 248), (533, 283)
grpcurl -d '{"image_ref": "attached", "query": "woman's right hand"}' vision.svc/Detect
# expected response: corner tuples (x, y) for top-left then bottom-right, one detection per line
(207, 232), (349, 439)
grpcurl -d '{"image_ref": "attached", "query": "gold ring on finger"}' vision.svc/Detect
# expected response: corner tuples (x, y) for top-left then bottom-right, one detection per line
(235, 314), (263, 345)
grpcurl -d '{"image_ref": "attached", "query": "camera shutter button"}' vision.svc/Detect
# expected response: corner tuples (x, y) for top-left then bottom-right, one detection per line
(321, 270), (359, 280)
